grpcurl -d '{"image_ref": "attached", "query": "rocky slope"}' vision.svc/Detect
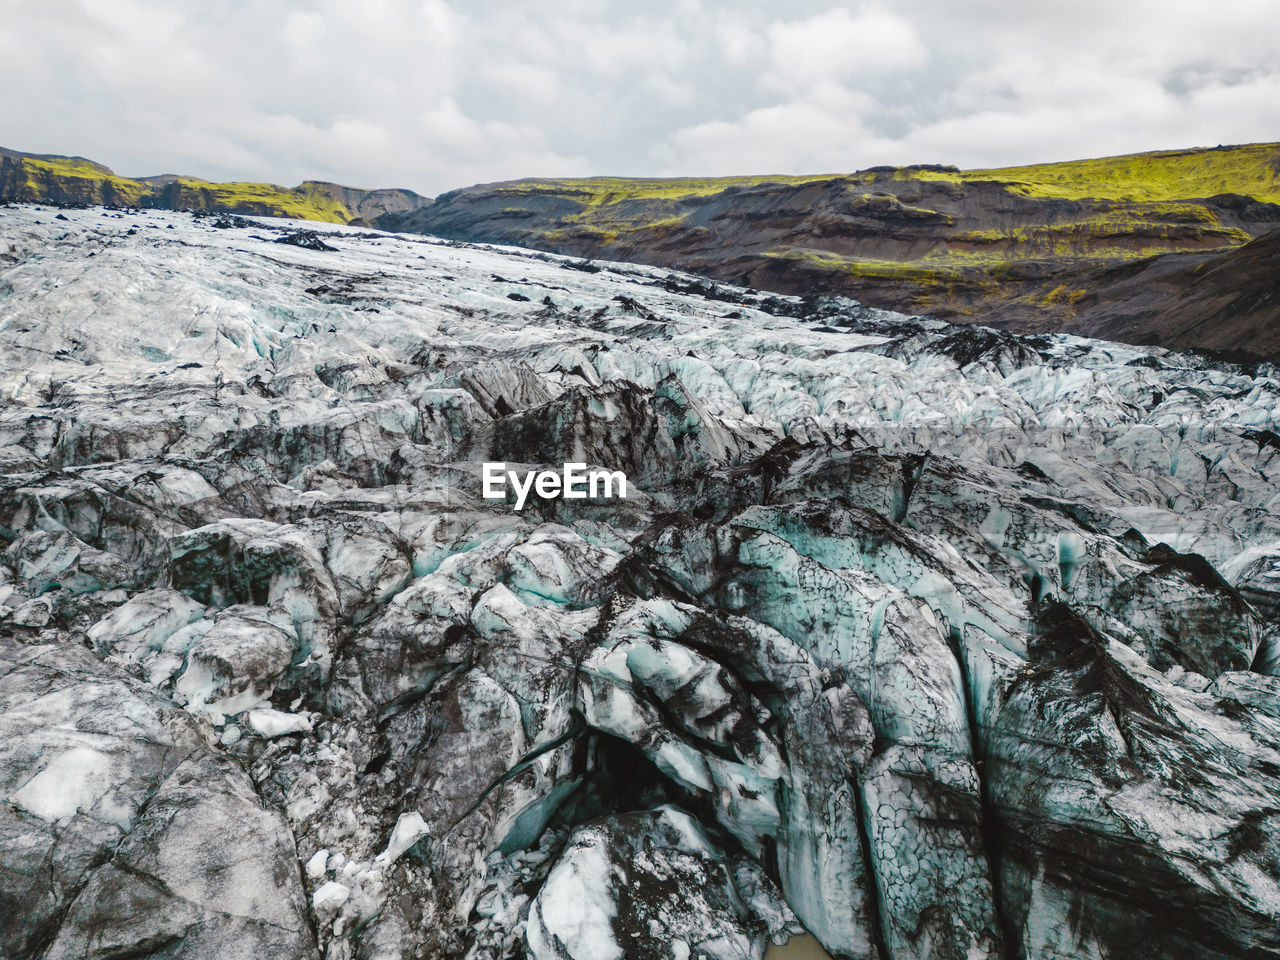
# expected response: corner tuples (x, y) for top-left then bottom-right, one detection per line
(376, 143), (1280, 356)
(0, 146), (429, 224)
(1068, 228), (1280, 361)
(2, 203), (1280, 960)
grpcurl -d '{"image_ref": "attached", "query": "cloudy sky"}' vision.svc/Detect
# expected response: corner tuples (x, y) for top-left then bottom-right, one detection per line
(3, 0), (1278, 196)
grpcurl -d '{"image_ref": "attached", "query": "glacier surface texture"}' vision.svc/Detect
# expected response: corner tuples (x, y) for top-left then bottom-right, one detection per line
(2, 205), (1280, 960)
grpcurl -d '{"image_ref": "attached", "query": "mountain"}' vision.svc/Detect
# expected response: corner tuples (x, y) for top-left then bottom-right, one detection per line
(3, 204), (1280, 960)
(7, 141), (1279, 356)
(376, 143), (1280, 356)
(0, 145), (429, 223)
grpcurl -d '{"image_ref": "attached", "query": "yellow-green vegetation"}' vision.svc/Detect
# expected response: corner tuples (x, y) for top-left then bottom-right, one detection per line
(490, 173), (847, 211)
(942, 207), (1251, 261)
(485, 143), (1280, 213)
(767, 247), (965, 282)
(770, 199), (1255, 283)
(433, 143), (1280, 332)
(1, 149), (361, 222)
(545, 224), (622, 245)
(155, 177), (355, 222)
(486, 173), (856, 241)
(1040, 284), (1091, 306)
(468, 145), (1280, 321)
(906, 142), (1280, 204)
(846, 193), (946, 219)
(10, 153), (150, 206)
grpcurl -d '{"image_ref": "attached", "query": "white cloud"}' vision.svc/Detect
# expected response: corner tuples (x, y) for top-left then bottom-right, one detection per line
(767, 6), (927, 89)
(665, 95), (880, 174)
(284, 11), (326, 51)
(0, 0), (1277, 193)
(480, 62), (562, 106)
(659, 0), (1280, 176)
(717, 20), (765, 66)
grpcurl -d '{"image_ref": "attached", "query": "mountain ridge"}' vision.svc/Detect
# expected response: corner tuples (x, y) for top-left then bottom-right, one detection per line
(0, 145), (430, 224)
(4, 141), (1278, 356)
(374, 142), (1280, 357)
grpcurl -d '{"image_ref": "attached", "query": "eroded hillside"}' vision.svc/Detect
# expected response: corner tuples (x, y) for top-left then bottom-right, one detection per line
(0, 146), (427, 223)
(377, 143), (1280, 354)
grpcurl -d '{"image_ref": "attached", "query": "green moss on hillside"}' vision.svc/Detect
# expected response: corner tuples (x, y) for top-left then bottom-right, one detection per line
(13, 154), (150, 206)
(454, 144), (1279, 325)
(1, 149), (362, 222)
(913, 143), (1280, 204)
(480, 143), (1280, 213)
(158, 177), (355, 222)
(767, 247), (965, 282)
(489, 173), (845, 210)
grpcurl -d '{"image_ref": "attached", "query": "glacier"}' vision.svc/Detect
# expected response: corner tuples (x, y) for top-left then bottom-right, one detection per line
(1, 203), (1279, 960)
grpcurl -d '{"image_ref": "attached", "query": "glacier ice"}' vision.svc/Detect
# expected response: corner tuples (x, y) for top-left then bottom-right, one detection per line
(1, 203), (1279, 959)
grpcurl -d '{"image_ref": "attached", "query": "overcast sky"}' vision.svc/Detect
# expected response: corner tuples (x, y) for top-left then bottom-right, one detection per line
(3, 0), (1278, 196)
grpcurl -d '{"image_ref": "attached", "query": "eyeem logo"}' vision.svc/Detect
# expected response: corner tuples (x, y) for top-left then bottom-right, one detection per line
(482, 462), (628, 511)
